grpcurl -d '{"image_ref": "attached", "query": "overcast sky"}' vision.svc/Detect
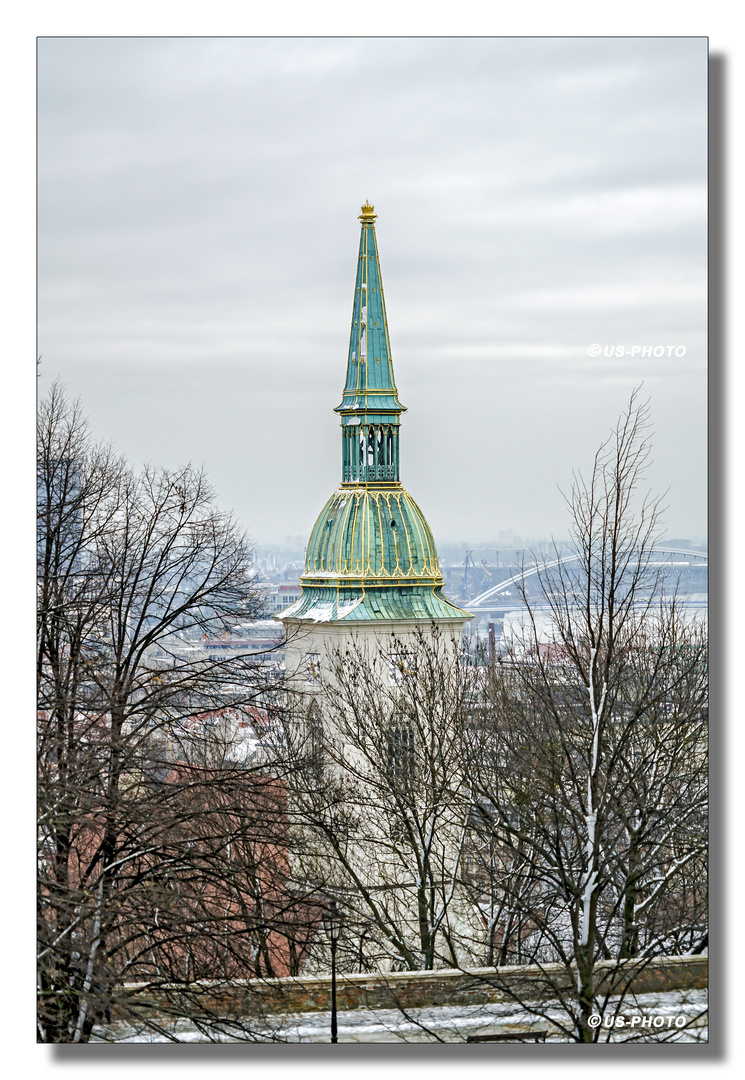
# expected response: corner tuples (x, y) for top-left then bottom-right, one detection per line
(37, 36), (707, 545)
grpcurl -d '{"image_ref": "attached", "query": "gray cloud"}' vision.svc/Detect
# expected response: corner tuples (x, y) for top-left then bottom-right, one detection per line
(38, 36), (707, 543)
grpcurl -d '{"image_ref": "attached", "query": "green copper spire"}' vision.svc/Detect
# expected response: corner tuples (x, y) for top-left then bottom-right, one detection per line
(336, 202), (406, 485)
(278, 202), (472, 628)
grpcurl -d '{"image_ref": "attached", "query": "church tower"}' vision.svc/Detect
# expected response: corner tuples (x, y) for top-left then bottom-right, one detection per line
(280, 203), (471, 674)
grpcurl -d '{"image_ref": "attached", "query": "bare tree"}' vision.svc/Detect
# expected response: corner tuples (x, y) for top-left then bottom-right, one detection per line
(460, 392), (708, 1041)
(37, 383), (309, 1042)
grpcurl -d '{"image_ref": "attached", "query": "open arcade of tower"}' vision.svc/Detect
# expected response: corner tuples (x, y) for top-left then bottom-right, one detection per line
(280, 203), (471, 665)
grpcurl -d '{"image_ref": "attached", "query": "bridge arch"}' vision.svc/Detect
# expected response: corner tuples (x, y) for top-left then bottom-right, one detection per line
(468, 547), (708, 609)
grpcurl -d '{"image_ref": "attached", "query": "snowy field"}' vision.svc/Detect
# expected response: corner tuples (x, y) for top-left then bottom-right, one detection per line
(93, 987), (707, 1043)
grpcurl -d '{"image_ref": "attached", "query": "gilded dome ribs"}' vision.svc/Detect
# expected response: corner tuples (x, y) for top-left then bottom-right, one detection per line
(301, 487), (444, 589)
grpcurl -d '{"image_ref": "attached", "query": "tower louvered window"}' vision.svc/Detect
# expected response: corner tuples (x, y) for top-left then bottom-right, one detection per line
(307, 701), (324, 788)
(387, 715), (416, 796)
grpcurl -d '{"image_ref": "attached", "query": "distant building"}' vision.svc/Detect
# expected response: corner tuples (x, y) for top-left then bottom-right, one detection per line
(262, 583), (303, 615)
(147, 620), (286, 668)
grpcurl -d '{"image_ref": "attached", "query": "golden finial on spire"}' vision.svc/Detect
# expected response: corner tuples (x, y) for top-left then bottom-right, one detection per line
(359, 200), (377, 222)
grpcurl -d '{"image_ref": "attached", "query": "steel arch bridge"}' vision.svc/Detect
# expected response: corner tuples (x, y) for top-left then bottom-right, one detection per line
(468, 547), (708, 610)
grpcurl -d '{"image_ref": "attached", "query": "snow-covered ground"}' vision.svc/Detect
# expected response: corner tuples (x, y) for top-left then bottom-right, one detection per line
(93, 987), (707, 1043)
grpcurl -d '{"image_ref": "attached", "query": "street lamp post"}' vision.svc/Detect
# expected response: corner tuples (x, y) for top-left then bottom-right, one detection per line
(322, 899), (343, 1044)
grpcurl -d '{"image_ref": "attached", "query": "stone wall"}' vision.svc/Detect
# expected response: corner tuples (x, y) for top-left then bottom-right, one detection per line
(125, 955), (706, 1020)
